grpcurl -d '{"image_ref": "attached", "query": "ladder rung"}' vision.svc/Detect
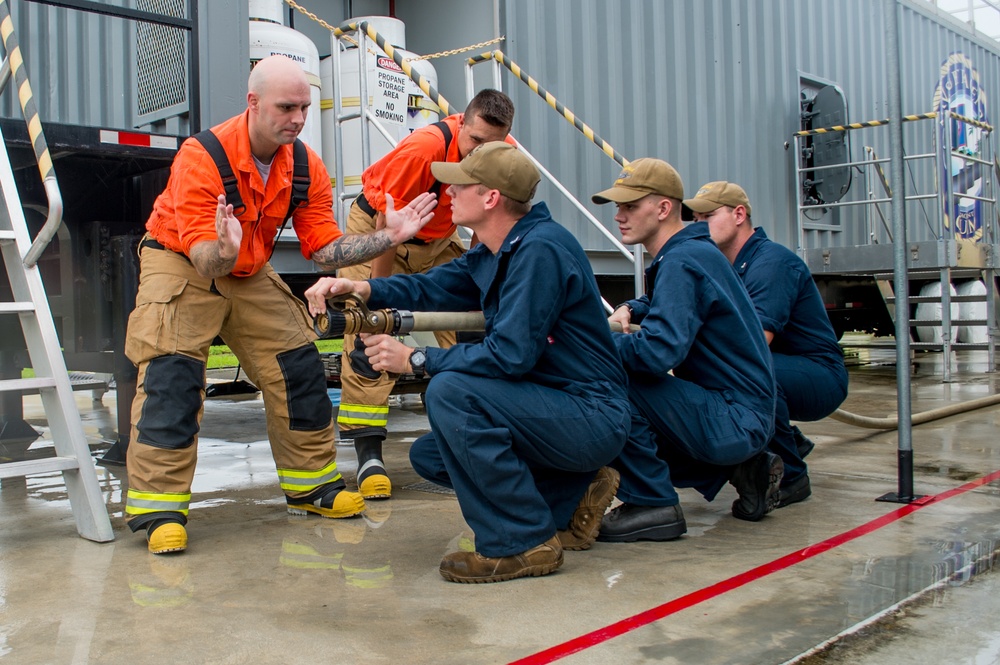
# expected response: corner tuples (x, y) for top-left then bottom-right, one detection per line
(0, 230), (15, 242)
(841, 340), (990, 350)
(0, 377), (58, 393)
(0, 302), (35, 314)
(0, 456), (81, 479)
(874, 269), (985, 280)
(886, 295), (986, 303)
(909, 319), (988, 326)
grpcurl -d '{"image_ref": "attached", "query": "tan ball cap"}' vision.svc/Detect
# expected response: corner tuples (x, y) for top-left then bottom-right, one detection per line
(430, 141), (540, 203)
(591, 158), (684, 204)
(683, 181), (752, 216)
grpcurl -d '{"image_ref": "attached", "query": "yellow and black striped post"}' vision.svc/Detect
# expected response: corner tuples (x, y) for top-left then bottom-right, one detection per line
(948, 110), (993, 133)
(793, 112), (938, 137)
(864, 145), (893, 198)
(335, 20), (454, 117)
(473, 49), (627, 167)
(0, 0), (62, 268)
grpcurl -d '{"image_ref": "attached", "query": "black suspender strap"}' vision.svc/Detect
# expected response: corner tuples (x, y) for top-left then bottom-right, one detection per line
(271, 138), (310, 256)
(191, 129), (246, 217)
(429, 120), (453, 198)
(286, 138), (310, 220)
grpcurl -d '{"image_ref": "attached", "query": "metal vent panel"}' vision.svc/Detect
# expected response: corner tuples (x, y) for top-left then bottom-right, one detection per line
(134, 0), (189, 124)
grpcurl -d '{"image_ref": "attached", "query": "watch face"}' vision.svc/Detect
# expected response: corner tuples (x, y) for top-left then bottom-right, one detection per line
(411, 350), (426, 368)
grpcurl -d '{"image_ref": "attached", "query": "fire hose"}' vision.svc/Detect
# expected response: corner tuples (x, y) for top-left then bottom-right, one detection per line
(313, 292), (636, 337)
(314, 294), (1000, 430)
(828, 394), (1000, 430)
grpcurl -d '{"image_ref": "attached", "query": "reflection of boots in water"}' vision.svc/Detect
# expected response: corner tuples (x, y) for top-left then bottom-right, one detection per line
(278, 518), (370, 572)
(279, 538), (345, 572)
(443, 530), (476, 555)
(362, 500), (392, 530)
(342, 560), (395, 590)
(355, 434), (391, 500)
(129, 556), (194, 608)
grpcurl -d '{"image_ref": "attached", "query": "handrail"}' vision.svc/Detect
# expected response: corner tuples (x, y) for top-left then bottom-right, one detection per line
(468, 50), (629, 167)
(794, 110), (992, 137)
(0, 0), (61, 268)
(466, 49), (644, 298)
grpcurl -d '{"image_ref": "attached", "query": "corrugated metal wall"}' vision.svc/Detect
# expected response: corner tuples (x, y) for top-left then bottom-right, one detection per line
(1, 0), (249, 136)
(499, 0), (1000, 272)
(3, 1), (137, 129)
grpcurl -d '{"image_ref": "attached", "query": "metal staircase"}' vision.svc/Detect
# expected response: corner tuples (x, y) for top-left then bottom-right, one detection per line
(795, 111), (1000, 380)
(0, 0), (113, 542)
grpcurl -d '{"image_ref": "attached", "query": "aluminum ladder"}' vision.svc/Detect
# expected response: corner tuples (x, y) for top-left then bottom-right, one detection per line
(0, 0), (113, 542)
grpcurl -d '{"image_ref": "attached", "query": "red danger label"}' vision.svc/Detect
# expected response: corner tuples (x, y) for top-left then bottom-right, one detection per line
(378, 56), (402, 72)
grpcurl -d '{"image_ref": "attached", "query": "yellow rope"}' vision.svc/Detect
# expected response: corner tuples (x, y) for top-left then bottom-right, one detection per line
(283, 0), (503, 61)
(409, 37), (505, 61)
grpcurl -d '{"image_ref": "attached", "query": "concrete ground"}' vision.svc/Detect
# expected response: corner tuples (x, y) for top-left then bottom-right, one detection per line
(1, 351), (999, 665)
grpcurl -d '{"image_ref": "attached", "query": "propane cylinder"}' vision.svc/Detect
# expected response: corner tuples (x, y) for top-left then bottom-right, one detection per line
(249, 0), (323, 159)
(322, 16), (440, 200)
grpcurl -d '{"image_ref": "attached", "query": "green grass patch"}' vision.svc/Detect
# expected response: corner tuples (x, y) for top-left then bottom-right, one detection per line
(206, 340), (343, 369)
(20, 340), (345, 374)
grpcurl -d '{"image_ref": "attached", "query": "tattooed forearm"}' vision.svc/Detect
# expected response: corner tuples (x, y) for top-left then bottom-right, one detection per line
(189, 241), (238, 278)
(313, 230), (394, 271)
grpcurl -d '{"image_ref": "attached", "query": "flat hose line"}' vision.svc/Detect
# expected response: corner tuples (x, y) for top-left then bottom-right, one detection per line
(319, 304), (1000, 430)
(830, 393), (1000, 429)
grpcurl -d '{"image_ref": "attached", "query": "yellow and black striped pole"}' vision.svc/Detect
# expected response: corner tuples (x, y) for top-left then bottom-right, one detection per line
(794, 112), (938, 137)
(472, 49), (627, 167)
(864, 145), (893, 198)
(0, 0), (62, 268)
(335, 20), (454, 117)
(948, 110), (993, 132)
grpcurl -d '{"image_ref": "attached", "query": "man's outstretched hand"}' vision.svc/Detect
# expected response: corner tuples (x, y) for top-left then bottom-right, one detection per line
(382, 192), (437, 245)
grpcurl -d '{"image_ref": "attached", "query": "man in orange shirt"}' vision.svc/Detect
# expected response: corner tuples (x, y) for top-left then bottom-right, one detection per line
(124, 55), (436, 555)
(337, 89), (515, 500)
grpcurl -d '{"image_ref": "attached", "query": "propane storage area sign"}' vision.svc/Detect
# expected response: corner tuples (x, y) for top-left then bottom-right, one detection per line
(372, 56), (409, 128)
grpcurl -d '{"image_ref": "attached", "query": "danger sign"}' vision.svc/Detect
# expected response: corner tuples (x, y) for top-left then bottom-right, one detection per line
(371, 56), (409, 128)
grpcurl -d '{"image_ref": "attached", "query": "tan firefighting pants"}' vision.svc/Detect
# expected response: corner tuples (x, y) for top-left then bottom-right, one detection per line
(336, 201), (464, 439)
(124, 243), (342, 528)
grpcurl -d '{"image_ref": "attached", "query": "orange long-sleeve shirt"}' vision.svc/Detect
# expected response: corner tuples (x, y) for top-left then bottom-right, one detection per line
(360, 114), (515, 241)
(146, 111), (340, 277)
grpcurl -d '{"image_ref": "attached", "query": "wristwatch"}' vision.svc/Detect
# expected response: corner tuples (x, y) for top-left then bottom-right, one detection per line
(409, 347), (427, 378)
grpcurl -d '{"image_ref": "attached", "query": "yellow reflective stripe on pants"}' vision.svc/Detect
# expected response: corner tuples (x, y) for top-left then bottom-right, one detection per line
(342, 563), (394, 589)
(276, 459), (342, 493)
(337, 403), (389, 427)
(279, 540), (344, 570)
(126, 489), (191, 516)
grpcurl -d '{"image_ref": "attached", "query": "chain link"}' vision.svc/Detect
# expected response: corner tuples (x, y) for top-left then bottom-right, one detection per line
(406, 36), (505, 61)
(283, 0), (504, 61)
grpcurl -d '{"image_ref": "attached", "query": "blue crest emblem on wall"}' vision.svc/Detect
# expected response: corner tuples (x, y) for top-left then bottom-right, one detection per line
(932, 52), (989, 241)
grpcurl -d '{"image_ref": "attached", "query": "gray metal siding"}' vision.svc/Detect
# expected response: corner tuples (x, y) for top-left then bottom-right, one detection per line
(3, 2), (135, 129)
(499, 0), (1000, 271)
(1, 0), (248, 135)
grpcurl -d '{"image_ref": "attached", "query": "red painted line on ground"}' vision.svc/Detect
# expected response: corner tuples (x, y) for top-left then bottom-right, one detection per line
(510, 468), (1000, 665)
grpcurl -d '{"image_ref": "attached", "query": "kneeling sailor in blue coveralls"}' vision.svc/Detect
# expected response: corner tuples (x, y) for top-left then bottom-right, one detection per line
(593, 159), (781, 543)
(305, 142), (630, 582)
(687, 181), (848, 508)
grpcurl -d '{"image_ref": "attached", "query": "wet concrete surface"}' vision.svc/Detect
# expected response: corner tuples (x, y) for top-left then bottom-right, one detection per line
(1, 352), (999, 664)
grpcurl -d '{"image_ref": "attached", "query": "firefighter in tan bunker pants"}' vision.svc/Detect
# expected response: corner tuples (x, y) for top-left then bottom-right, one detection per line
(123, 55), (436, 554)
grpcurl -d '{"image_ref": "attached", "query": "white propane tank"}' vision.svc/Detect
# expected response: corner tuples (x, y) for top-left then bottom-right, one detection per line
(915, 281), (959, 344)
(323, 16), (440, 201)
(249, 0), (323, 160)
(955, 280), (988, 344)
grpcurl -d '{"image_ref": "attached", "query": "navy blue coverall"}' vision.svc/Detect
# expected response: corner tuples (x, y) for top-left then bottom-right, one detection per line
(732, 227), (848, 485)
(366, 202), (631, 558)
(612, 222), (776, 506)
